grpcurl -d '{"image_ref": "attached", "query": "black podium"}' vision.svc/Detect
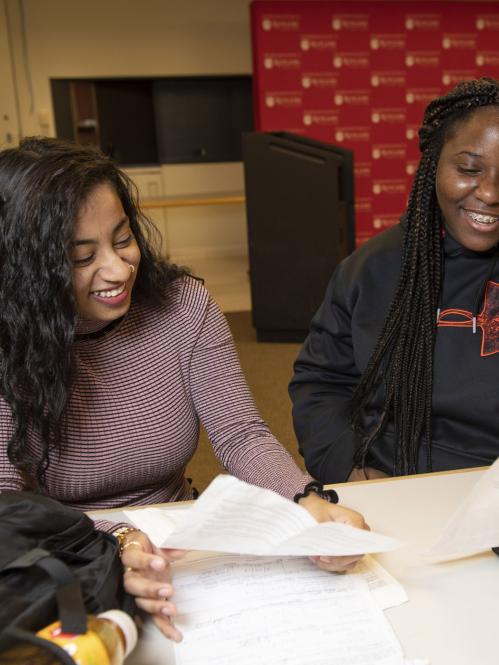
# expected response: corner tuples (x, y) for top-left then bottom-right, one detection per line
(242, 132), (355, 342)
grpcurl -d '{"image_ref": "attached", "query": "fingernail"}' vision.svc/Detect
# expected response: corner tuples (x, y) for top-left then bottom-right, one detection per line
(158, 587), (171, 598)
(150, 558), (165, 571)
(319, 556), (332, 563)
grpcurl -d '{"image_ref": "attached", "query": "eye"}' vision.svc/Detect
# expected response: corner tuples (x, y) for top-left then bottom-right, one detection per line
(113, 233), (134, 249)
(457, 166), (480, 175)
(72, 254), (94, 267)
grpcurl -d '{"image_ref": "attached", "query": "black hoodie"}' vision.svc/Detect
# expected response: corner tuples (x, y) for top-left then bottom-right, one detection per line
(289, 223), (499, 483)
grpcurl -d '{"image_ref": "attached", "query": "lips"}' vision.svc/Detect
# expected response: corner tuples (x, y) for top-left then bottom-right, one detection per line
(90, 282), (129, 307)
(464, 209), (499, 226)
(91, 283), (126, 298)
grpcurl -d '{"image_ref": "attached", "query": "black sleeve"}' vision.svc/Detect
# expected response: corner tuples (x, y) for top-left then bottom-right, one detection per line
(289, 265), (362, 484)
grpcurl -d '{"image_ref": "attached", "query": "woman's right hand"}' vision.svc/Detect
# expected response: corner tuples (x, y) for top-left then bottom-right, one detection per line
(120, 529), (186, 642)
(348, 466), (389, 482)
(299, 492), (370, 573)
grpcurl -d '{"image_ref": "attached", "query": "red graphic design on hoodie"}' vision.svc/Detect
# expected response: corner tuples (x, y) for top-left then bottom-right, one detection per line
(437, 281), (499, 357)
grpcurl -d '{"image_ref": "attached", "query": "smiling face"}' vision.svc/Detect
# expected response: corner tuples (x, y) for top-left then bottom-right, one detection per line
(436, 106), (499, 252)
(71, 183), (141, 322)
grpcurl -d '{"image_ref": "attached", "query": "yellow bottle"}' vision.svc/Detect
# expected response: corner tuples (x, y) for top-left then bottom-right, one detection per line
(0, 610), (137, 665)
(37, 610), (138, 665)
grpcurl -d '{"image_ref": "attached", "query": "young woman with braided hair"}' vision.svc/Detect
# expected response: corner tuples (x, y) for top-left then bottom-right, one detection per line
(0, 137), (368, 642)
(290, 78), (499, 483)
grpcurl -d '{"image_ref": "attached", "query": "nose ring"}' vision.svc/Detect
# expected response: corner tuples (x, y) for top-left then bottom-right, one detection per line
(128, 264), (135, 274)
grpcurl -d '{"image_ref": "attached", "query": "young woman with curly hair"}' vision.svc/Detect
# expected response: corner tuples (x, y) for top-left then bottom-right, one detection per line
(291, 78), (499, 483)
(0, 137), (366, 641)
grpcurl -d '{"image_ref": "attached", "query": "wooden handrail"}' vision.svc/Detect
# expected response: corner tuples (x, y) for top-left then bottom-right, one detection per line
(141, 192), (245, 209)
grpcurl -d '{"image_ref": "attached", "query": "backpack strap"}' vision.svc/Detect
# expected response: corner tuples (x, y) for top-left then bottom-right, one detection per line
(4, 548), (87, 634)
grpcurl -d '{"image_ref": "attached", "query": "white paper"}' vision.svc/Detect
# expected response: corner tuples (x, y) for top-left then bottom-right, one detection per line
(355, 555), (409, 610)
(125, 474), (400, 556)
(425, 458), (499, 561)
(171, 552), (405, 665)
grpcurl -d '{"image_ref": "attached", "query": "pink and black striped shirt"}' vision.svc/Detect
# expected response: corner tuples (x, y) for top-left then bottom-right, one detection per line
(0, 277), (311, 530)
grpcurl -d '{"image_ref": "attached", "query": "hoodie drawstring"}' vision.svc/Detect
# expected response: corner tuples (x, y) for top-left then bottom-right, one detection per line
(436, 243), (445, 324)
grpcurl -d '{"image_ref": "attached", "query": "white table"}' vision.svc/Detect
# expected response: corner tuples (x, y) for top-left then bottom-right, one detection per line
(96, 468), (498, 664)
(332, 468), (497, 665)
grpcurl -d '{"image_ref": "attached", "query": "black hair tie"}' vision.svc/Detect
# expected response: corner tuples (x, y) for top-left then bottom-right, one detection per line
(293, 480), (339, 504)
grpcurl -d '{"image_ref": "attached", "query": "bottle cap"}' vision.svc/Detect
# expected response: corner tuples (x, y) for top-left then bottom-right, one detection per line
(97, 610), (138, 658)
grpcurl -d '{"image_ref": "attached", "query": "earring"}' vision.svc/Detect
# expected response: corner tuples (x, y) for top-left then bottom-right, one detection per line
(128, 264), (135, 274)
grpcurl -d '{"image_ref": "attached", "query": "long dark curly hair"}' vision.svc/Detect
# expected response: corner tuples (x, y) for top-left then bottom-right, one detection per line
(350, 77), (499, 475)
(0, 137), (186, 488)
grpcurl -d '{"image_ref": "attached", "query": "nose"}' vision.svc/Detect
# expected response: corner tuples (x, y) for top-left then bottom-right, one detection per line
(98, 248), (131, 283)
(475, 171), (499, 207)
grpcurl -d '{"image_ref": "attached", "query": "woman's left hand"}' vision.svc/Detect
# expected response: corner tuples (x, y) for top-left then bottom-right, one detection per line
(120, 529), (186, 641)
(298, 492), (370, 573)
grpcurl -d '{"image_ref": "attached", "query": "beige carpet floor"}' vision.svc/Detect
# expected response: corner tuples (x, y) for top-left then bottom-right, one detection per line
(185, 311), (306, 492)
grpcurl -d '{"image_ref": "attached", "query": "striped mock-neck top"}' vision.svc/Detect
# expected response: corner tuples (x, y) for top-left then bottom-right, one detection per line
(0, 277), (311, 531)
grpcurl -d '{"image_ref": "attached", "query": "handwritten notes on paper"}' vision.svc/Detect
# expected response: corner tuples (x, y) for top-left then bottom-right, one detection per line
(425, 458), (499, 562)
(124, 474), (400, 556)
(122, 476), (410, 664)
(171, 552), (405, 665)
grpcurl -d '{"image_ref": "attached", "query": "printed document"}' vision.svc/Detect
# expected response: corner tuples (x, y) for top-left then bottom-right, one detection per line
(125, 474), (399, 556)
(357, 556), (408, 609)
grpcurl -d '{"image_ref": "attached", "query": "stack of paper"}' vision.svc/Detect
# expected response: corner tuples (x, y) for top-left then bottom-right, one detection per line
(125, 474), (400, 556)
(125, 475), (416, 665)
(172, 552), (405, 665)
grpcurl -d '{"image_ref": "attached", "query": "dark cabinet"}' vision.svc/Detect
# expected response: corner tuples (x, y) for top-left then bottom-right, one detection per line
(242, 132), (355, 342)
(51, 76), (252, 166)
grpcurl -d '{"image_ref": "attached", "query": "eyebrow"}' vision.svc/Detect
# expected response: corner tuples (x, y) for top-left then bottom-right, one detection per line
(72, 216), (129, 246)
(455, 150), (483, 158)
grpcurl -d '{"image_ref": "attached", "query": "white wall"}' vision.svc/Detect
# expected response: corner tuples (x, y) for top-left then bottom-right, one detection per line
(2, 0), (253, 258)
(160, 163), (247, 259)
(125, 162), (247, 259)
(0, 1), (21, 146)
(5, 0), (253, 136)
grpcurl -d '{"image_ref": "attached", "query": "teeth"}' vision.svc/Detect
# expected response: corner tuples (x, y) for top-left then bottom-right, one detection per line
(93, 283), (126, 298)
(467, 211), (499, 225)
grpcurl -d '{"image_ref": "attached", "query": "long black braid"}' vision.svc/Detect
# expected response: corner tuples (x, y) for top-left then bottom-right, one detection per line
(350, 77), (499, 475)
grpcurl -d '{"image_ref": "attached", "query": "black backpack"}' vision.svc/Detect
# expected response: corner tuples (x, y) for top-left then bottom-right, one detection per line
(0, 490), (134, 663)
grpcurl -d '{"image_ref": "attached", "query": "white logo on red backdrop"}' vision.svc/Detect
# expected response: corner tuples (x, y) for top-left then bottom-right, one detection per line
(251, 1), (499, 245)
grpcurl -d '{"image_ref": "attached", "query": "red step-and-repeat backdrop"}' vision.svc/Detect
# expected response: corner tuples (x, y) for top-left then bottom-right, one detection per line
(250, 1), (499, 245)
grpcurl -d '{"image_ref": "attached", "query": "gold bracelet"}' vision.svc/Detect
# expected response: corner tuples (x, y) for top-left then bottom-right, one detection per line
(112, 525), (138, 557)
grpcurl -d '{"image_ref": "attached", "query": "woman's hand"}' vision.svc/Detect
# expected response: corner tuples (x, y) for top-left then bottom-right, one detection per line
(298, 492), (369, 574)
(120, 529), (186, 642)
(348, 466), (389, 482)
